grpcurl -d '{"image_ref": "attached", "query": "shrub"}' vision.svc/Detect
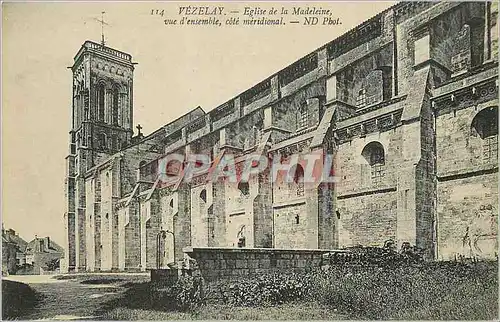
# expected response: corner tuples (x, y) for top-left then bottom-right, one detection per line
(152, 275), (205, 311)
(207, 272), (312, 307)
(308, 261), (498, 319)
(329, 241), (425, 267)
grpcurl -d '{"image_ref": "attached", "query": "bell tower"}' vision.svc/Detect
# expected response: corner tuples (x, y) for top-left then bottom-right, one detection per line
(64, 40), (135, 272)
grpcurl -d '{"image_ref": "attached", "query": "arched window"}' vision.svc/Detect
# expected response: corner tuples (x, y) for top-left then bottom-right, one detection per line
(298, 105), (308, 129)
(471, 107), (498, 162)
(98, 83), (105, 122)
(362, 142), (385, 183)
(238, 181), (250, 197)
(200, 189), (207, 203)
(293, 164), (305, 196)
(112, 86), (119, 125)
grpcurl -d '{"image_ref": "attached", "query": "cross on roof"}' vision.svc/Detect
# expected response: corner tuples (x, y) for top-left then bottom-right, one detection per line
(93, 11), (109, 46)
(136, 124), (143, 135)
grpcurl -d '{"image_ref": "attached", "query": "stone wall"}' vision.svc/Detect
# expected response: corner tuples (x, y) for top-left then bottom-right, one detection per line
(183, 247), (331, 281)
(336, 128), (402, 196)
(437, 172), (498, 260)
(435, 100), (498, 260)
(337, 190), (398, 248)
(124, 201), (141, 270)
(436, 102), (498, 175)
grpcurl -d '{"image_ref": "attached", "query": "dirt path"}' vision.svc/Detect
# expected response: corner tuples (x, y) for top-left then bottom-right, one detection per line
(3, 274), (149, 320)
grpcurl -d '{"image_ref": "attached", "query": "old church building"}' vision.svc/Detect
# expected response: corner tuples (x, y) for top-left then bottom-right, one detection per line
(63, 2), (498, 272)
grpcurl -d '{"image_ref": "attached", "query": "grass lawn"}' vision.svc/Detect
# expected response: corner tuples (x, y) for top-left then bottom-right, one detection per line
(95, 261), (498, 320)
(2, 280), (41, 319)
(101, 302), (347, 320)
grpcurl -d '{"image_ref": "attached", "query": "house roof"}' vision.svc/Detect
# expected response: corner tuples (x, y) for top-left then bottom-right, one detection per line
(2, 230), (28, 251)
(25, 237), (64, 255)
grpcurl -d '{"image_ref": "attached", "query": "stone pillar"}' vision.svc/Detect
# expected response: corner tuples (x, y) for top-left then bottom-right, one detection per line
(219, 128), (227, 146)
(489, 1), (498, 61)
(85, 178), (96, 271)
(316, 147), (337, 249)
(145, 197), (161, 270)
(117, 207), (126, 271)
(66, 212), (76, 271)
(270, 75), (280, 100)
(317, 48), (328, 77)
(253, 169), (274, 248)
(124, 201), (141, 270)
(235, 96), (243, 117)
(139, 198), (148, 271)
(77, 208), (86, 271)
(212, 178), (227, 247)
(173, 184), (192, 261)
(94, 206), (101, 270)
(263, 106), (272, 129)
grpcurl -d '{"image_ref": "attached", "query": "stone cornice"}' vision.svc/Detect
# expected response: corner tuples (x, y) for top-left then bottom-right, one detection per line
(437, 165), (498, 182)
(73, 40), (133, 70)
(432, 64), (498, 100)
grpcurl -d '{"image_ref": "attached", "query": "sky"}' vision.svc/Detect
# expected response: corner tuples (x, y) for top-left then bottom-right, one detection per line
(2, 1), (395, 246)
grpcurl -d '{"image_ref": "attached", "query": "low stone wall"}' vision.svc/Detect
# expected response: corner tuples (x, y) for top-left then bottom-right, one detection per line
(182, 247), (346, 281)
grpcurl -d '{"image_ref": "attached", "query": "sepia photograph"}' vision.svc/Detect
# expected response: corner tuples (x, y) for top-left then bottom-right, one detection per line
(2, 1), (499, 320)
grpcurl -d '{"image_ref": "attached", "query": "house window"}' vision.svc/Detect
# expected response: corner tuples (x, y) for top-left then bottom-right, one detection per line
(356, 88), (367, 108)
(298, 105), (308, 128)
(471, 107), (498, 163)
(362, 142), (386, 184)
(295, 214), (300, 224)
